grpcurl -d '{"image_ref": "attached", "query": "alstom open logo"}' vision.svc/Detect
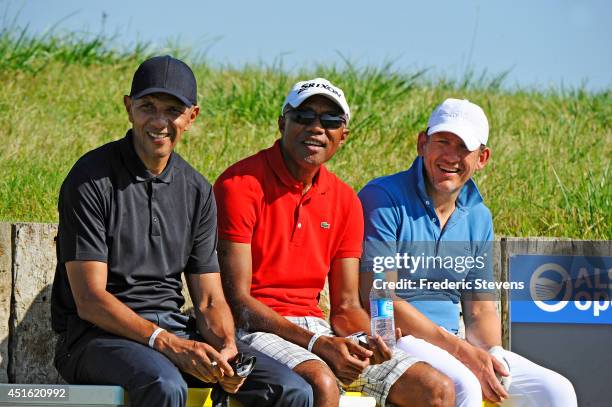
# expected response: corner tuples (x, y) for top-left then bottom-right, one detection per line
(530, 263), (572, 312)
(529, 262), (611, 317)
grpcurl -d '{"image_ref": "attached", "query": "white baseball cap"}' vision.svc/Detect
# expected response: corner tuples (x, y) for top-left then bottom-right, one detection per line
(426, 98), (489, 151)
(281, 78), (351, 122)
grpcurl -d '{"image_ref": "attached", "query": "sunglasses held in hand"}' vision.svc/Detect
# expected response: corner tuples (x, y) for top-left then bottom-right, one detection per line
(210, 354), (256, 407)
(286, 109), (347, 129)
(230, 353), (256, 378)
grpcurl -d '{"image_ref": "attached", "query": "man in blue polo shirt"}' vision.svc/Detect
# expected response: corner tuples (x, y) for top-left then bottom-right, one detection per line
(359, 99), (577, 407)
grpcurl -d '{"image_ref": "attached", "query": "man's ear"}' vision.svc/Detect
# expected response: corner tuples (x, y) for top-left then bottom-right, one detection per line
(183, 105), (200, 131)
(476, 147), (491, 170)
(278, 115), (285, 134)
(417, 131), (428, 156)
(123, 95), (134, 124)
(338, 128), (349, 146)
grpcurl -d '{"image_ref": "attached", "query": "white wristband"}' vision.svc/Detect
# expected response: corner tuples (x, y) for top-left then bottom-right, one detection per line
(307, 333), (322, 352)
(148, 327), (165, 348)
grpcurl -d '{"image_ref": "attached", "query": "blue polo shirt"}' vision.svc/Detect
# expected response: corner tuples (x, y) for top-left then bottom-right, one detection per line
(358, 156), (494, 333)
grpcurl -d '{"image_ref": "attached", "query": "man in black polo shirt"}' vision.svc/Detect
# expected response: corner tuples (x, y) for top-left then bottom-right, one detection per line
(51, 55), (313, 407)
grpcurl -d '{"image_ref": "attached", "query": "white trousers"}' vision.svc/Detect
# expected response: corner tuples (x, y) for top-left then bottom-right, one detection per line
(397, 335), (577, 407)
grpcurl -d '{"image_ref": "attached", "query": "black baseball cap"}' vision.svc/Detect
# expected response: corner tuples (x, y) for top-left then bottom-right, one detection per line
(130, 55), (197, 106)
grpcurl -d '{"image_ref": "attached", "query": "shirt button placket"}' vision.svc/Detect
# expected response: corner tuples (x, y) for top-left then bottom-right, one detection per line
(151, 182), (161, 237)
(293, 196), (306, 244)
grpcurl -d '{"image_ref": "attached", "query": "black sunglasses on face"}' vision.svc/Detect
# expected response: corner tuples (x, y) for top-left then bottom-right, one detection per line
(286, 109), (346, 129)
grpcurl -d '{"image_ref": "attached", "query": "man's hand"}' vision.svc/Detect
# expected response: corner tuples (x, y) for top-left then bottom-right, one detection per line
(366, 328), (403, 365)
(313, 336), (372, 385)
(156, 332), (233, 384)
(218, 373), (247, 394)
(489, 346), (512, 391)
(217, 345), (247, 393)
(462, 297), (509, 402)
(458, 341), (509, 403)
(218, 344), (239, 364)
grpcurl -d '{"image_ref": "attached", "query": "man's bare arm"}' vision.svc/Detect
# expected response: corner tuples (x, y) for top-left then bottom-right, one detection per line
(329, 258), (375, 336)
(217, 240), (317, 348)
(218, 241), (372, 384)
(462, 297), (502, 349)
(186, 272), (246, 393)
(461, 297), (509, 402)
(66, 260), (163, 343)
(186, 272), (238, 354)
(66, 260), (232, 384)
(330, 258), (399, 366)
(359, 270), (463, 352)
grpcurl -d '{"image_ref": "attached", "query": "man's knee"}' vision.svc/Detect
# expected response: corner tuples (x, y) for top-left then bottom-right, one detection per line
(311, 372), (339, 397)
(303, 368), (339, 398)
(294, 360), (340, 401)
(388, 362), (455, 407)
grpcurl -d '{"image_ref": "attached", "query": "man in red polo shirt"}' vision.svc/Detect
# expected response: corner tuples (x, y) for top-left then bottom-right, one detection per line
(214, 78), (455, 407)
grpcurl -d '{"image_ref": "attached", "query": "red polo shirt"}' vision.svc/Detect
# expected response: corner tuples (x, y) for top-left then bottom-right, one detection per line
(214, 140), (363, 318)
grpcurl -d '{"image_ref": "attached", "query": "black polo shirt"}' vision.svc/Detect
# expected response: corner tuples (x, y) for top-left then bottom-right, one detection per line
(51, 131), (219, 335)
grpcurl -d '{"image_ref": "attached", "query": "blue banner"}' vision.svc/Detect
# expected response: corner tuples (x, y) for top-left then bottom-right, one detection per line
(509, 254), (612, 324)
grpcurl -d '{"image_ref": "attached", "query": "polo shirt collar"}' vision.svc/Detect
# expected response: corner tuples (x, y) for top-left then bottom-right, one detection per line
(265, 139), (329, 194)
(120, 130), (175, 184)
(413, 156), (483, 210)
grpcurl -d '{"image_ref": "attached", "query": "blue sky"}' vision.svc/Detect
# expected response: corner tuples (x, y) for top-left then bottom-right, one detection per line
(7, 0), (612, 91)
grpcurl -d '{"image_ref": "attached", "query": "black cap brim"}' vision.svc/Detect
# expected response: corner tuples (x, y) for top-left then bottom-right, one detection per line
(131, 87), (193, 107)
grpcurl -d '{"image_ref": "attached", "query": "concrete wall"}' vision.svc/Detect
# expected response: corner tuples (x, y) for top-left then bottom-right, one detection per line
(10, 223), (60, 383)
(0, 223), (11, 383)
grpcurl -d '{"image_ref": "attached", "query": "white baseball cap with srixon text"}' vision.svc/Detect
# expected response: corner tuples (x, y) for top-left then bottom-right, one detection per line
(282, 78), (351, 122)
(427, 98), (489, 151)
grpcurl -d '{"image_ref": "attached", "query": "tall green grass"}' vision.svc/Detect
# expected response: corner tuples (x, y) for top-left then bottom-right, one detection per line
(0, 28), (610, 239)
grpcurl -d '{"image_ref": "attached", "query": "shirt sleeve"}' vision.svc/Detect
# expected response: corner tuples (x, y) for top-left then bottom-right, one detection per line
(57, 176), (108, 263)
(213, 172), (260, 243)
(358, 183), (399, 272)
(185, 185), (220, 274)
(332, 192), (364, 260)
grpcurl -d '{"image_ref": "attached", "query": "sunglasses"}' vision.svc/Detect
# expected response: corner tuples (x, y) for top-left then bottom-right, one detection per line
(286, 109), (346, 129)
(230, 353), (257, 378)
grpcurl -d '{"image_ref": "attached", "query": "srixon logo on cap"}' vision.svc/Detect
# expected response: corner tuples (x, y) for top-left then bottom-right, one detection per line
(297, 82), (342, 98)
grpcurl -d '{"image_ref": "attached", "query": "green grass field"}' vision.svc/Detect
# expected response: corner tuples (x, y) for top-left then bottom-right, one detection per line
(0, 28), (610, 239)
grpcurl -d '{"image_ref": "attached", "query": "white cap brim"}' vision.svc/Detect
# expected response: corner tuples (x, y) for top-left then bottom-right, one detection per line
(281, 78), (351, 121)
(285, 93), (348, 116)
(427, 122), (481, 151)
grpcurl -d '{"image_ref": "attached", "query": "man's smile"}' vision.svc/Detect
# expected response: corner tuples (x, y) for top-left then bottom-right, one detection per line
(147, 131), (171, 142)
(303, 140), (325, 147)
(302, 138), (326, 152)
(438, 165), (460, 174)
